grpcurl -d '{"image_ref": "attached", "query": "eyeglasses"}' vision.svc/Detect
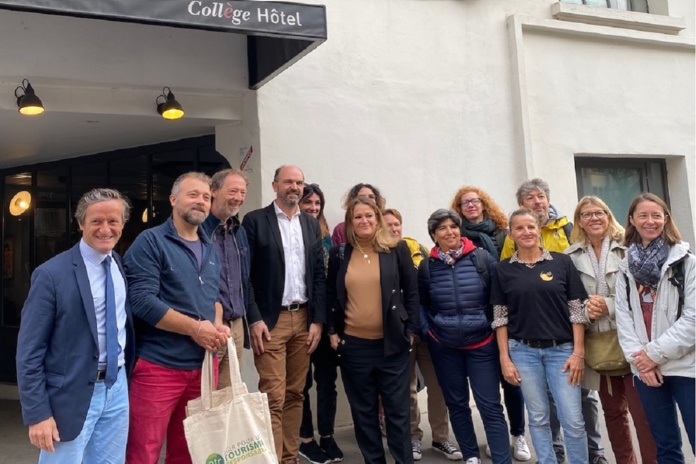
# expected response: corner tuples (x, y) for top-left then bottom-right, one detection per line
(579, 211), (607, 220)
(459, 199), (481, 207)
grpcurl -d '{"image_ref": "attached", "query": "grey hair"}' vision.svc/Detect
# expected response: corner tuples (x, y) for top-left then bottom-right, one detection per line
(74, 188), (131, 225)
(516, 178), (550, 205)
(427, 209), (462, 241)
(210, 168), (249, 191)
(171, 172), (211, 197)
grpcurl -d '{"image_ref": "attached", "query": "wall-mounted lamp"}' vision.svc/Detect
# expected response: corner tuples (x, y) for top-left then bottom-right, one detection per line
(156, 87), (184, 120)
(14, 79), (44, 115)
(9, 191), (31, 216)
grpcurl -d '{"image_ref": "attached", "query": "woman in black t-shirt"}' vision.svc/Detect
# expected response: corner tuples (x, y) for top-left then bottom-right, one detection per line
(490, 209), (589, 464)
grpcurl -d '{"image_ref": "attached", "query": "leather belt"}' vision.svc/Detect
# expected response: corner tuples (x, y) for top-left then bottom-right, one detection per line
(96, 366), (122, 381)
(515, 339), (572, 349)
(281, 302), (307, 312)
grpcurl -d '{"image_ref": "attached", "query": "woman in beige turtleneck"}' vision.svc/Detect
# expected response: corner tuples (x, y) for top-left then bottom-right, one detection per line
(326, 197), (418, 464)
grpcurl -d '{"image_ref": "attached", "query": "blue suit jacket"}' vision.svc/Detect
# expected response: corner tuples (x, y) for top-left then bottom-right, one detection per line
(16, 243), (135, 442)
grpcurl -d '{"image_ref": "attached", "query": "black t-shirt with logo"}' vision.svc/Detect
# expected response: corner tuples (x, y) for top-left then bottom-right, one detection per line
(490, 252), (587, 341)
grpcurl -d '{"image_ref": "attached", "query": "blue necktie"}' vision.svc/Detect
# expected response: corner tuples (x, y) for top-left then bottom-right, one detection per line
(103, 255), (118, 388)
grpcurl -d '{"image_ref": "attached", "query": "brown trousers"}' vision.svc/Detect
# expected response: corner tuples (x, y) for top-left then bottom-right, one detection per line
(409, 338), (450, 443)
(254, 309), (310, 464)
(599, 373), (657, 464)
(217, 318), (244, 389)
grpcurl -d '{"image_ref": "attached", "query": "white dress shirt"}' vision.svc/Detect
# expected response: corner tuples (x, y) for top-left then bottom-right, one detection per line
(273, 202), (308, 305)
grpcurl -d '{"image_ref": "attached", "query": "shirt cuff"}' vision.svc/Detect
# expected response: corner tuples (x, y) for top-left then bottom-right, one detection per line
(568, 299), (585, 324)
(492, 304), (509, 329)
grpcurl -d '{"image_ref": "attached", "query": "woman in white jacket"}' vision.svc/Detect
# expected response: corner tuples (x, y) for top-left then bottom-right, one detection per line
(565, 196), (656, 464)
(615, 193), (695, 463)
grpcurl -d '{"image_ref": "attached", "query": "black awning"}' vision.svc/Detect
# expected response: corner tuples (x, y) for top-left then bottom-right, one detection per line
(0, 0), (326, 89)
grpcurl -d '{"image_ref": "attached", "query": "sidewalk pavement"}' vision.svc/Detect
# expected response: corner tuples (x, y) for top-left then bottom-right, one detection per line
(1, 391), (693, 464)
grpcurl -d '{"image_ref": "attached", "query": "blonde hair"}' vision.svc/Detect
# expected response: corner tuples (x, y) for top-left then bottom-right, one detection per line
(450, 185), (508, 229)
(570, 196), (624, 244)
(345, 197), (397, 253)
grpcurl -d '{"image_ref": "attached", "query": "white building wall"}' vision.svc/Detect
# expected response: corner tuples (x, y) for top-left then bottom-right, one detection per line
(252, 0), (695, 246)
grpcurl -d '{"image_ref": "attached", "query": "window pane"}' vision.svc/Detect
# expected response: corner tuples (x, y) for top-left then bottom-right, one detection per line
(4, 172), (32, 327)
(35, 168), (69, 267)
(576, 166), (642, 224)
(583, 0), (609, 7)
(629, 0), (649, 12)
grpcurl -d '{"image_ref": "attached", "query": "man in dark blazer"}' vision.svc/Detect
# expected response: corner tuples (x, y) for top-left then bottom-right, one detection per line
(16, 188), (134, 463)
(242, 165), (326, 464)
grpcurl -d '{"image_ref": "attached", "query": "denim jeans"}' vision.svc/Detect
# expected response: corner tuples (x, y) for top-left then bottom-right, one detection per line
(40, 367), (129, 464)
(635, 375), (695, 464)
(550, 387), (604, 458)
(508, 339), (588, 464)
(429, 338), (511, 464)
(500, 373), (526, 437)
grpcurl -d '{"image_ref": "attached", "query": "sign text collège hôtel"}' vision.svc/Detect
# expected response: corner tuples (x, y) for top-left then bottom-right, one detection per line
(0, 0), (327, 39)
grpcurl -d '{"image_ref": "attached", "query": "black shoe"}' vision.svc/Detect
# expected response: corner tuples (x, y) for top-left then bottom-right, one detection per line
(299, 440), (331, 464)
(320, 436), (344, 462)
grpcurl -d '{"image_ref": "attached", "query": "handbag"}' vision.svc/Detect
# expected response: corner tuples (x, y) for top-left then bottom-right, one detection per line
(584, 329), (631, 375)
(183, 339), (277, 463)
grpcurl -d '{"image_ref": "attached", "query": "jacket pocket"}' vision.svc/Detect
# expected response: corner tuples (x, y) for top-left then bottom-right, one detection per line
(45, 372), (65, 388)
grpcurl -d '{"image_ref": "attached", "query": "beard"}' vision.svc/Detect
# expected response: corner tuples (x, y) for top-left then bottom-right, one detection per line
(182, 207), (207, 226)
(219, 201), (241, 219)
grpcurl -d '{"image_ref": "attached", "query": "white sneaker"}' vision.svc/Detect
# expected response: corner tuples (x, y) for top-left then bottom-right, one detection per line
(485, 444), (491, 458)
(465, 458), (481, 464)
(512, 435), (531, 461)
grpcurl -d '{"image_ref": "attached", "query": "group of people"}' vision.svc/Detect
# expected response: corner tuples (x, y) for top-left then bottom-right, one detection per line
(14, 165), (694, 464)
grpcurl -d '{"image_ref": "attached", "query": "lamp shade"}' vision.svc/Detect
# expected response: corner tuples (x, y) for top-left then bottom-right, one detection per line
(9, 191), (31, 216)
(16, 81), (44, 115)
(157, 88), (184, 120)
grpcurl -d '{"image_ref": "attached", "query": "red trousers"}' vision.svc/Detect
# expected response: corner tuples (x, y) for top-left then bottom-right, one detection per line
(599, 374), (657, 464)
(126, 358), (217, 464)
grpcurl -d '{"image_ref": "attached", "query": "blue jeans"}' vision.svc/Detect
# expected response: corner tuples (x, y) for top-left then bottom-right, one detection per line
(39, 367), (129, 463)
(500, 373), (526, 436)
(429, 338), (511, 464)
(635, 375), (695, 464)
(550, 387), (604, 457)
(508, 340), (587, 464)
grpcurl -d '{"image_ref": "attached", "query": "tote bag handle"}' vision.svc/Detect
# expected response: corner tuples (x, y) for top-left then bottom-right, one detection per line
(200, 338), (247, 409)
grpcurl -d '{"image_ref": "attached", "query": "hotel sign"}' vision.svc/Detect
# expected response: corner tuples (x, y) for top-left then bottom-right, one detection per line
(0, 0), (327, 39)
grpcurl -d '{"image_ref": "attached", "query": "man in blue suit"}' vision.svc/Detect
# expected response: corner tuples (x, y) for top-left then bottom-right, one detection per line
(16, 188), (134, 463)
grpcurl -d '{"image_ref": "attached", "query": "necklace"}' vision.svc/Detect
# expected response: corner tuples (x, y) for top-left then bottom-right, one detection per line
(355, 244), (371, 264)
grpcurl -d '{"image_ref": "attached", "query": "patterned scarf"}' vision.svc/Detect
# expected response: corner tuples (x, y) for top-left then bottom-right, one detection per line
(587, 236), (610, 297)
(627, 237), (669, 289)
(460, 216), (500, 260)
(437, 241), (464, 266)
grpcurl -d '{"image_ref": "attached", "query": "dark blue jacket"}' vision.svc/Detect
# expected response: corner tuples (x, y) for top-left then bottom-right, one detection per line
(124, 217), (220, 370)
(200, 213), (252, 348)
(418, 248), (496, 348)
(16, 244), (135, 441)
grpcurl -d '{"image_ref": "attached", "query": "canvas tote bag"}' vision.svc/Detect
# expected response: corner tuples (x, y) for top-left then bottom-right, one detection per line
(184, 339), (277, 464)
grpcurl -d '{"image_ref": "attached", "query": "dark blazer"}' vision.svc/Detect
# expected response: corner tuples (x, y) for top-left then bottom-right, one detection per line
(327, 240), (418, 357)
(242, 202), (326, 330)
(16, 243), (135, 442)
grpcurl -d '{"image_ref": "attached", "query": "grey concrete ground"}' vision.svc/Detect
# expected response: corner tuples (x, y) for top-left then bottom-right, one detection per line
(1, 391), (692, 464)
